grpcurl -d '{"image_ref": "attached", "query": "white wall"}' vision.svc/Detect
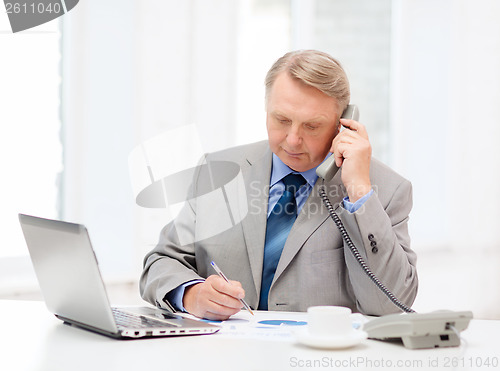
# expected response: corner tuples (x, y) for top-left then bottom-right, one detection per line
(391, 0), (500, 251)
(391, 0), (500, 317)
(390, 0), (455, 248)
(132, 0), (241, 262)
(447, 0), (500, 250)
(61, 0), (137, 279)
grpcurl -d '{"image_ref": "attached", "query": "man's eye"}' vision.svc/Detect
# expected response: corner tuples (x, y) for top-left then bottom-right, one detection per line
(278, 118), (291, 124)
(306, 124), (319, 130)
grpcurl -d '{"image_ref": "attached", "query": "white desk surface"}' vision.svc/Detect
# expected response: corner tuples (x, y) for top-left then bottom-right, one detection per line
(1, 300), (498, 371)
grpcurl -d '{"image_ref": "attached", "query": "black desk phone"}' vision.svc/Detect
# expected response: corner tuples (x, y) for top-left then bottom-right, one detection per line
(316, 105), (472, 349)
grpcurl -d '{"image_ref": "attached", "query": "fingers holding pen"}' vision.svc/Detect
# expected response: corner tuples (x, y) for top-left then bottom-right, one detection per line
(183, 275), (245, 320)
(210, 275), (246, 305)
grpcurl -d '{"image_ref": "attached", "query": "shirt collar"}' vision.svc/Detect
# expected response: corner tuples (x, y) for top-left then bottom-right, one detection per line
(270, 153), (331, 188)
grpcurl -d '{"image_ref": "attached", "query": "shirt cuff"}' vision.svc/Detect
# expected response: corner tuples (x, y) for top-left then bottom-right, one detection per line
(165, 279), (205, 312)
(343, 189), (374, 213)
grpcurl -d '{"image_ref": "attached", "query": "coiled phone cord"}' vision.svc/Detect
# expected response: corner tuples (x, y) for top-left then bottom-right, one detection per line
(318, 183), (416, 314)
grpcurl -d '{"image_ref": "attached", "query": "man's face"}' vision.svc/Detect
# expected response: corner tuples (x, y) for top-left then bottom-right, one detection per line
(266, 72), (341, 172)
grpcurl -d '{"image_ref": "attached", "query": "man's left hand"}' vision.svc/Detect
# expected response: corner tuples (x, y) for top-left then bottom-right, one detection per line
(330, 118), (372, 202)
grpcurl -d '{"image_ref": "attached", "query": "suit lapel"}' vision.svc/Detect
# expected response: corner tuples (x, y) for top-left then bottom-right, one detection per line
(240, 146), (272, 297)
(273, 165), (345, 283)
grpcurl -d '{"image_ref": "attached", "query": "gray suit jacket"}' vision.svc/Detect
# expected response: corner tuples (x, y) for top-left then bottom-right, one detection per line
(140, 140), (418, 315)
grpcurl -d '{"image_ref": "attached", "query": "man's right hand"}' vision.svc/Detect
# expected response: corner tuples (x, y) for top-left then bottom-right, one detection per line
(183, 275), (246, 320)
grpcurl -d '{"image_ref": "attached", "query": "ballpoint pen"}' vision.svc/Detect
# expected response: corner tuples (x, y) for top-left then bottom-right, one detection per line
(210, 261), (254, 315)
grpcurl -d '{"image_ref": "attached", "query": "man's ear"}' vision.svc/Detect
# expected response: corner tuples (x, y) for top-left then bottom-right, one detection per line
(334, 120), (342, 136)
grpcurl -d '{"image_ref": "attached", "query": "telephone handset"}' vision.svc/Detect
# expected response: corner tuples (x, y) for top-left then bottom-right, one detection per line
(316, 104), (359, 181)
(315, 104), (473, 349)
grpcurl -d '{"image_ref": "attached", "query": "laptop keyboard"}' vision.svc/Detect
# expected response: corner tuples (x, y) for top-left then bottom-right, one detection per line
(112, 308), (177, 329)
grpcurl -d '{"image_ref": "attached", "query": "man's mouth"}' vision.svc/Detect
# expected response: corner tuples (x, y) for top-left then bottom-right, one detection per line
(283, 149), (304, 157)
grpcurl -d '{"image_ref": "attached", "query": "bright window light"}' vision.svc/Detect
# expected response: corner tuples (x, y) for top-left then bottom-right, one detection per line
(0, 14), (62, 257)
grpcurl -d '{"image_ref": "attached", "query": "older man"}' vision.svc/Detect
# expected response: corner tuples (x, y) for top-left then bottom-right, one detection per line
(140, 50), (418, 320)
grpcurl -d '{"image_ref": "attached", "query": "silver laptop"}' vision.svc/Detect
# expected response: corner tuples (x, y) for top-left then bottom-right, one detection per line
(18, 214), (219, 339)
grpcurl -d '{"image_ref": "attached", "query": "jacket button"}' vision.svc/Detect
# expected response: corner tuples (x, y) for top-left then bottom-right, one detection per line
(372, 246), (379, 253)
(370, 240), (377, 247)
(368, 234), (375, 241)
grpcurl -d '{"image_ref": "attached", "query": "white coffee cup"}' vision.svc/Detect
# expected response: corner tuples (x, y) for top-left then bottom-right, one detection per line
(307, 306), (363, 338)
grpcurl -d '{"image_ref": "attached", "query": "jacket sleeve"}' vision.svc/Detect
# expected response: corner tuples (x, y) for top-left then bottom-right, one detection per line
(337, 178), (418, 315)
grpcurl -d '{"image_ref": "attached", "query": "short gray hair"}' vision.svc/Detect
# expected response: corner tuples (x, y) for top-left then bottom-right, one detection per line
(265, 50), (350, 112)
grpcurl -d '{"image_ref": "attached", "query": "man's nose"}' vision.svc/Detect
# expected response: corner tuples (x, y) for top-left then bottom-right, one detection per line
(286, 125), (302, 147)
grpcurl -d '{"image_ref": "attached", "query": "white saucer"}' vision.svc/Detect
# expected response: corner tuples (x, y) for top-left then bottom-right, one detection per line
(295, 329), (367, 349)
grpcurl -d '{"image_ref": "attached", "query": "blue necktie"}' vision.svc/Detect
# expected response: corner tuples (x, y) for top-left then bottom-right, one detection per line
(259, 173), (306, 310)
